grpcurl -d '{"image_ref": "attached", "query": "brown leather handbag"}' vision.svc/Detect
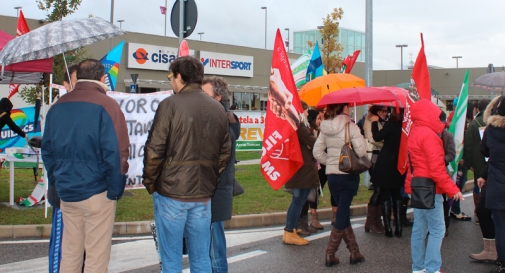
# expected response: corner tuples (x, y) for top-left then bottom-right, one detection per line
(339, 122), (372, 174)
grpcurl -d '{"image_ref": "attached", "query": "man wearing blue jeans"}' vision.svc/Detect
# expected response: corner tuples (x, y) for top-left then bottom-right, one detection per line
(143, 56), (231, 272)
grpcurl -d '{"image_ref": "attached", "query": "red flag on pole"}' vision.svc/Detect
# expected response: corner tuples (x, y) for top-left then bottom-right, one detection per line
(261, 29), (304, 190)
(8, 10), (31, 99)
(160, 6), (167, 15)
(16, 10), (30, 36)
(343, 50), (361, 74)
(411, 33), (431, 100)
(397, 33), (431, 174)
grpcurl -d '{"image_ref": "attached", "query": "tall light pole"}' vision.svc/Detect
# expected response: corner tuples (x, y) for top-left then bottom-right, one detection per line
(110, 0), (115, 49)
(198, 32), (204, 41)
(284, 28), (289, 52)
(452, 56), (462, 68)
(317, 25), (324, 45)
(261, 7), (267, 49)
(14, 6), (22, 17)
(395, 44), (408, 70)
(117, 20), (124, 29)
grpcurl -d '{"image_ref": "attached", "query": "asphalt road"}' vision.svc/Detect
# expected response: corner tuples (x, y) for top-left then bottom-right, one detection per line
(0, 193), (497, 273)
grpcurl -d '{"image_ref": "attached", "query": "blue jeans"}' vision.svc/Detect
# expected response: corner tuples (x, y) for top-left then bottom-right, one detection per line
(210, 221), (227, 273)
(153, 192), (212, 273)
(285, 188), (311, 231)
(411, 194), (445, 273)
(328, 174), (359, 230)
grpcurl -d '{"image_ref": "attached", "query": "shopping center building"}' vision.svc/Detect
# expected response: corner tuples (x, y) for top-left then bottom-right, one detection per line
(0, 15), (497, 111)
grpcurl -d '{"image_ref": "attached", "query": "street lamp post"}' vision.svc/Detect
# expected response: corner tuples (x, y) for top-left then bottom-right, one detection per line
(117, 20), (124, 29)
(452, 56), (462, 68)
(317, 25), (324, 44)
(395, 44), (408, 70)
(110, 0), (115, 49)
(197, 32), (204, 41)
(14, 6), (22, 17)
(261, 7), (267, 49)
(284, 28), (289, 52)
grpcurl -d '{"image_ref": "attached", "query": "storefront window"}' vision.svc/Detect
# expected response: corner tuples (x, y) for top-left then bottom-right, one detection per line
(232, 92), (265, 111)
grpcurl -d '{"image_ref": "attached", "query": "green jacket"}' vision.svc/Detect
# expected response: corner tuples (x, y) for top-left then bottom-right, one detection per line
(464, 111), (487, 184)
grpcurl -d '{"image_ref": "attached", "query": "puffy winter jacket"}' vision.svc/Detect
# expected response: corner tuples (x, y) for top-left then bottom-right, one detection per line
(404, 99), (459, 198)
(313, 114), (367, 175)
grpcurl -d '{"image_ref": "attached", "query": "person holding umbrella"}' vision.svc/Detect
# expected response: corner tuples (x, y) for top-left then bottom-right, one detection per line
(313, 102), (367, 267)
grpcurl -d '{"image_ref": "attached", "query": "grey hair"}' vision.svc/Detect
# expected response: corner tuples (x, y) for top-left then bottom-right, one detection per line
(202, 76), (230, 103)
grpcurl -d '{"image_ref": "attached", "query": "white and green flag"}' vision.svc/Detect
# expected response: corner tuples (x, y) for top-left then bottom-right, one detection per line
(448, 70), (469, 182)
(290, 49), (312, 89)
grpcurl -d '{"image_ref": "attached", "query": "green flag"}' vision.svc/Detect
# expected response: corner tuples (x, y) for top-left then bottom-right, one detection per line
(448, 70), (469, 182)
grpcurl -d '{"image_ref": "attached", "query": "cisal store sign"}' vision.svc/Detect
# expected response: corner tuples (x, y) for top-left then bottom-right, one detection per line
(127, 43), (195, 70)
(200, 51), (253, 77)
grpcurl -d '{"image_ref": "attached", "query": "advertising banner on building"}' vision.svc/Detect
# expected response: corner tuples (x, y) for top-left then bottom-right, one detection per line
(107, 91), (172, 188)
(0, 107), (41, 152)
(200, 51), (254, 77)
(234, 111), (265, 151)
(127, 42), (194, 70)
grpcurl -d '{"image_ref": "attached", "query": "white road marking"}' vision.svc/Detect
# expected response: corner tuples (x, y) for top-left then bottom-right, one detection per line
(181, 250), (268, 273)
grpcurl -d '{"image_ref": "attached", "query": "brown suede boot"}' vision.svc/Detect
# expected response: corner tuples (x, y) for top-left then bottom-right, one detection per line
(283, 230), (309, 246)
(298, 216), (317, 236)
(310, 211), (324, 230)
(342, 225), (365, 264)
(364, 203), (384, 233)
(325, 227), (344, 267)
(469, 238), (497, 263)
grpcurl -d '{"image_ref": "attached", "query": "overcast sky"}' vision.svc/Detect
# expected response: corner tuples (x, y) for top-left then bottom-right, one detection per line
(2, 0), (505, 70)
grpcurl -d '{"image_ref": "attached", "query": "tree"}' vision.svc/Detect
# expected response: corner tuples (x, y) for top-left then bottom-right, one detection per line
(308, 8), (344, 74)
(19, 0), (88, 105)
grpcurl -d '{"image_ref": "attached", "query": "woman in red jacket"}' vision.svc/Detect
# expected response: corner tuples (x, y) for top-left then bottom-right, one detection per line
(405, 99), (463, 273)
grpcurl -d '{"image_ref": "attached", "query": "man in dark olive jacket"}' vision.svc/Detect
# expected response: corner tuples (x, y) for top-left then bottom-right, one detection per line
(143, 56), (231, 273)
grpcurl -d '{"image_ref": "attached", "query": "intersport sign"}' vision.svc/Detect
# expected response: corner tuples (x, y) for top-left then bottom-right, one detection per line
(200, 51), (254, 77)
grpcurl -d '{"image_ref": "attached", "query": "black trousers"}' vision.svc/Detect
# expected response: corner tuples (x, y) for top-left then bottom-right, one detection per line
(476, 186), (495, 239)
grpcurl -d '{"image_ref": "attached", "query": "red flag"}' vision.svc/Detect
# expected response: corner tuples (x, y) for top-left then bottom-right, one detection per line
(397, 33), (431, 174)
(8, 10), (31, 99)
(160, 6), (167, 15)
(411, 33), (431, 100)
(261, 29), (304, 190)
(17, 10), (30, 36)
(343, 50), (361, 74)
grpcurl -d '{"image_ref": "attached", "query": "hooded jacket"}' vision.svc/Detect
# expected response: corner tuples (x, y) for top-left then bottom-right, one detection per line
(284, 124), (319, 189)
(404, 99), (459, 198)
(313, 114), (367, 175)
(0, 97), (26, 138)
(481, 96), (505, 210)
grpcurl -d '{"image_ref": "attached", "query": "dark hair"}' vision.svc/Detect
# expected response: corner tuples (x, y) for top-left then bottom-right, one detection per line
(307, 109), (319, 125)
(76, 59), (105, 81)
(169, 56), (204, 85)
(63, 64), (78, 83)
(390, 108), (405, 122)
(439, 111), (447, 122)
(202, 76), (230, 103)
(324, 103), (347, 120)
(478, 100), (490, 112)
(301, 101), (308, 110)
(370, 105), (387, 115)
(230, 104), (238, 110)
(467, 101), (475, 119)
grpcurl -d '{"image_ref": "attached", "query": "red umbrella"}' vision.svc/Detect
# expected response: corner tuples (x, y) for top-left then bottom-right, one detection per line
(372, 86), (408, 108)
(317, 86), (400, 108)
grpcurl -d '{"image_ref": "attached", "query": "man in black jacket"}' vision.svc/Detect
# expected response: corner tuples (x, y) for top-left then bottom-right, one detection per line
(202, 76), (240, 273)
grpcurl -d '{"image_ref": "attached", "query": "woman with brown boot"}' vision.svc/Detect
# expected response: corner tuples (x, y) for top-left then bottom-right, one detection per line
(282, 101), (320, 245)
(313, 103), (366, 267)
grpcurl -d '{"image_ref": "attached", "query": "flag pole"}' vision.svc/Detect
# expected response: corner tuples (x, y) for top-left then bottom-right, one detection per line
(164, 0), (167, 36)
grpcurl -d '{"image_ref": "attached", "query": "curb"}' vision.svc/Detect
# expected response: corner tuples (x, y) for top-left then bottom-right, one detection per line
(0, 181), (475, 238)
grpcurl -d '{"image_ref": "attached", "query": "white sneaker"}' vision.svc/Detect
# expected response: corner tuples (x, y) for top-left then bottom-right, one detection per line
(412, 270), (426, 273)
